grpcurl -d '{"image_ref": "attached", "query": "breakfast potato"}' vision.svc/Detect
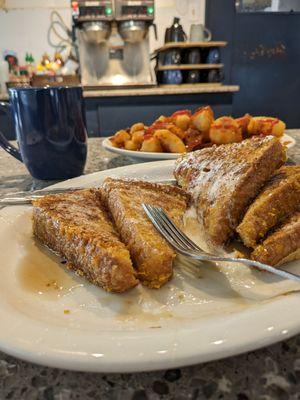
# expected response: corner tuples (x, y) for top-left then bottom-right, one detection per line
(111, 130), (131, 146)
(154, 129), (186, 153)
(146, 121), (168, 136)
(109, 138), (119, 148)
(155, 115), (171, 124)
(191, 106), (214, 140)
(247, 116), (285, 137)
(171, 110), (191, 131)
(130, 122), (145, 134)
(132, 130), (145, 148)
(124, 140), (139, 151)
(236, 114), (252, 138)
(140, 137), (163, 152)
(209, 116), (243, 145)
(166, 123), (186, 140)
(110, 107), (286, 155)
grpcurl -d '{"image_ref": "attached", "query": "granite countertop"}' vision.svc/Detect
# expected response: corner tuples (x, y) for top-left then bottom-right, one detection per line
(0, 131), (300, 400)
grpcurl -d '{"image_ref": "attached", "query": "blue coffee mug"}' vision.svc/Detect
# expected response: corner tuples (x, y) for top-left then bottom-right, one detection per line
(206, 48), (220, 64)
(0, 86), (88, 180)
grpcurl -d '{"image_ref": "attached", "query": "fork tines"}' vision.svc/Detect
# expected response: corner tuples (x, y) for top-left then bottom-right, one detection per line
(142, 204), (204, 254)
(142, 204), (300, 283)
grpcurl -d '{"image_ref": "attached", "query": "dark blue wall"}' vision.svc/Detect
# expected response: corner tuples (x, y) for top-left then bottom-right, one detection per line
(1, 92), (234, 139)
(206, 0), (300, 128)
(91, 92), (234, 136)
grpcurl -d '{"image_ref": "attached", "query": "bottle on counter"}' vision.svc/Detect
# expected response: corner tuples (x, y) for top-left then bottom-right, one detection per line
(0, 61), (9, 94)
(25, 53), (35, 77)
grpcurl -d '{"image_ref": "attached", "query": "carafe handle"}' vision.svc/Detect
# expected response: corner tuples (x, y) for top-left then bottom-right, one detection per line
(204, 27), (212, 42)
(0, 102), (22, 162)
(150, 23), (158, 40)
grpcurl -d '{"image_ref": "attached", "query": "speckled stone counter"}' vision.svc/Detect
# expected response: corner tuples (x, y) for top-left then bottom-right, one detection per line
(0, 131), (300, 400)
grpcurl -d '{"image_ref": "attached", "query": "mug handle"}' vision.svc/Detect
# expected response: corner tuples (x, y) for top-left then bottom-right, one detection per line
(204, 28), (212, 42)
(0, 102), (22, 162)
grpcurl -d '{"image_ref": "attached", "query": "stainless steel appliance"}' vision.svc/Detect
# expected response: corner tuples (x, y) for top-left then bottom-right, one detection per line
(71, 0), (157, 88)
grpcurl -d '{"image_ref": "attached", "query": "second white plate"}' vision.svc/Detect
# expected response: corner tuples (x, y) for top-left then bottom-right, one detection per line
(102, 133), (296, 161)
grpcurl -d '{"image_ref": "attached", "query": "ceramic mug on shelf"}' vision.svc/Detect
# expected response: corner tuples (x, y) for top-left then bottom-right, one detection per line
(186, 70), (201, 84)
(162, 70), (183, 85)
(0, 86), (88, 180)
(186, 48), (201, 64)
(189, 24), (212, 42)
(206, 48), (221, 64)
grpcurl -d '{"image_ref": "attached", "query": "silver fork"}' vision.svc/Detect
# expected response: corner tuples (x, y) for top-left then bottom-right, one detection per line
(0, 187), (84, 206)
(0, 179), (178, 206)
(142, 204), (300, 283)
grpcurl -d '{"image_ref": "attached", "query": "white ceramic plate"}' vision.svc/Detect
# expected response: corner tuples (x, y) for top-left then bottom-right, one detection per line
(102, 133), (296, 161)
(0, 160), (300, 373)
(102, 137), (180, 160)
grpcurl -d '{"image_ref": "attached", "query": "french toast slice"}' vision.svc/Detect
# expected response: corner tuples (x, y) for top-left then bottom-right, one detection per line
(174, 136), (286, 247)
(32, 189), (138, 293)
(100, 179), (190, 288)
(252, 212), (300, 266)
(237, 166), (300, 248)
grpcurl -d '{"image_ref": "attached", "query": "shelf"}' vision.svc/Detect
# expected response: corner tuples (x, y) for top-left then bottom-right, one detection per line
(156, 64), (224, 71)
(154, 41), (227, 54)
(81, 84), (240, 98)
(157, 83), (223, 88)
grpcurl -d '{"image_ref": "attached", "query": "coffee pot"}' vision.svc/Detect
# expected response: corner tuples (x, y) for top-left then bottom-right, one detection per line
(166, 17), (187, 43)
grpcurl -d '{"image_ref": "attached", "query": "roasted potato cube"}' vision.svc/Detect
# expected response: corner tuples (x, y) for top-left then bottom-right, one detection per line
(247, 116), (286, 137)
(236, 114), (252, 138)
(154, 115), (171, 124)
(171, 110), (192, 131)
(140, 137), (163, 152)
(109, 138), (118, 148)
(166, 123), (186, 140)
(154, 129), (186, 153)
(112, 130), (131, 146)
(191, 106), (214, 140)
(130, 122), (145, 134)
(124, 140), (139, 151)
(131, 131), (145, 150)
(209, 117), (242, 144)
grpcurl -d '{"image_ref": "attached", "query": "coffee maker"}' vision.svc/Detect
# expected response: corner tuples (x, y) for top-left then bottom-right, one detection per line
(71, 0), (157, 88)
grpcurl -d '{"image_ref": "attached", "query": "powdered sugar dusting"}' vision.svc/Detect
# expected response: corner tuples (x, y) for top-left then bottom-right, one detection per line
(174, 136), (281, 245)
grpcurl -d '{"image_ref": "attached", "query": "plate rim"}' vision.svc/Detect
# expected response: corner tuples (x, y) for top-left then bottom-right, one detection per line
(0, 160), (299, 373)
(102, 138), (180, 160)
(0, 294), (299, 373)
(102, 133), (296, 160)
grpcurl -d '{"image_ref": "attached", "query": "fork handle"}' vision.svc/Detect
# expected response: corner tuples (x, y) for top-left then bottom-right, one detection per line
(179, 248), (300, 283)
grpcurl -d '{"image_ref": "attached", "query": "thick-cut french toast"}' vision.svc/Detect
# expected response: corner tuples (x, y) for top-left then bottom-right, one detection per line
(237, 166), (300, 248)
(252, 212), (300, 266)
(32, 189), (138, 293)
(100, 179), (190, 288)
(174, 136), (286, 247)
